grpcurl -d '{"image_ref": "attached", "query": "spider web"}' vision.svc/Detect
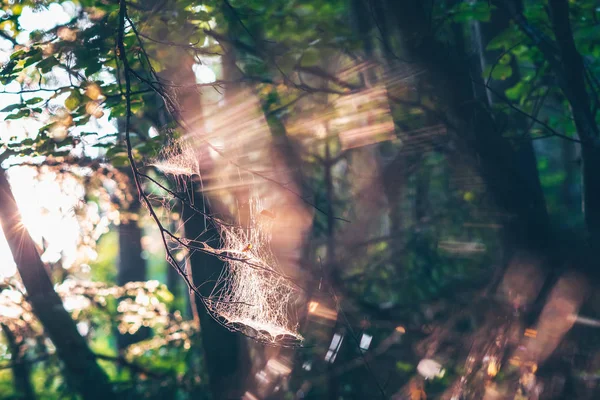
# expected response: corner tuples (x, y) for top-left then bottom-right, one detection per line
(151, 137), (199, 193)
(150, 140), (303, 345)
(145, 90), (307, 346)
(205, 197), (303, 344)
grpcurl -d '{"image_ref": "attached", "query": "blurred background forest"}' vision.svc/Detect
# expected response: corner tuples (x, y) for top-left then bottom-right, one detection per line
(0, 0), (599, 399)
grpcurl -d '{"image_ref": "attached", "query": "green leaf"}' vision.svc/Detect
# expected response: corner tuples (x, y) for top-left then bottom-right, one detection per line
(9, 49), (26, 60)
(50, 150), (72, 157)
(86, 60), (103, 76)
(25, 97), (43, 105)
(498, 54), (512, 65)
(505, 81), (527, 100)
(37, 56), (59, 73)
(1, 104), (24, 113)
(4, 109), (29, 120)
(486, 27), (520, 51)
(130, 98), (145, 114)
(65, 91), (82, 111)
(449, 2), (494, 23)
(148, 58), (164, 73)
(92, 142), (116, 149)
(488, 64), (513, 81)
(23, 50), (43, 68)
(105, 145), (126, 158)
(111, 154), (130, 167)
(0, 60), (17, 80)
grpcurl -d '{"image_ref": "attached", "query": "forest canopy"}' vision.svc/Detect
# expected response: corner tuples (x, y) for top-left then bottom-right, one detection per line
(0, 0), (599, 399)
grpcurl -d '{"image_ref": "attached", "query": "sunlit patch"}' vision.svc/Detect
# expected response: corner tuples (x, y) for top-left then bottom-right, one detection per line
(331, 86), (395, 150)
(509, 356), (522, 367)
(5, 166), (95, 269)
(193, 64), (216, 84)
(85, 101), (104, 118)
(359, 333), (373, 352)
(266, 357), (292, 376)
(62, 294), (91, 312)
(18, 4), (72, 33)
(55, 279), (194, 354)
(524, 328), (537, 338)
(570, 314), (600, 328)
(324, 332), (344, 363)
(307, 299), (337, 321)
(0, 288), (24, 319)
(438, 240), (486, 256)
(417, 358), (445, 379)
(242, 391), (259, 400)
(486, 356), (499, 377)
(396, 124), (448, 155)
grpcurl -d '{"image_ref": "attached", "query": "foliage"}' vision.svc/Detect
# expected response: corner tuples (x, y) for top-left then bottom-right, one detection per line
(0, 0), (599, 398)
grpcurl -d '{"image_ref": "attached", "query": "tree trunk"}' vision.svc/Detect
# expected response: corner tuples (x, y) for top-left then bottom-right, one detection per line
(1, 323), (35, 400)
(117, 192), (149, 350)
(470, 0), (547, 257)
(182, 189), (251, 400)
(500, 0), (600, 254)
(150, 16), (251, 396)
(0, 169), (114, 399)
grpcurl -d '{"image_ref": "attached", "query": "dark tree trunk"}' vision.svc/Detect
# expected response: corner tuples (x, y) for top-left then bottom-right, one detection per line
(561, 139), (579, 214)
(117, 200), (145, 285)
(165, 235), (181, 312)
(1, 323), (35, 400)
(152, 14), (251, 392)
(182, 189), (250, 400)
(117, 193), (149, 350)
(0, 169), (114, 399)
(469, 0), (547, 256)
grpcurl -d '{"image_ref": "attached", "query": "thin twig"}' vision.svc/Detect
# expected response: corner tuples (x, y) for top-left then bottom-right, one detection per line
(473, 79), (582, 144)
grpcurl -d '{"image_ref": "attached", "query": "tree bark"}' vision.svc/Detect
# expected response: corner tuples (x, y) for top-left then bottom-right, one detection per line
(147, 13), (251, 396)
(116, 192), (149, 350)
(1, 323), (35, 400)
(546, 0), (600, 250)
(469, 0), (547, 256)
(0, 169), (114, 399)
(182, 190), (250, 400)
